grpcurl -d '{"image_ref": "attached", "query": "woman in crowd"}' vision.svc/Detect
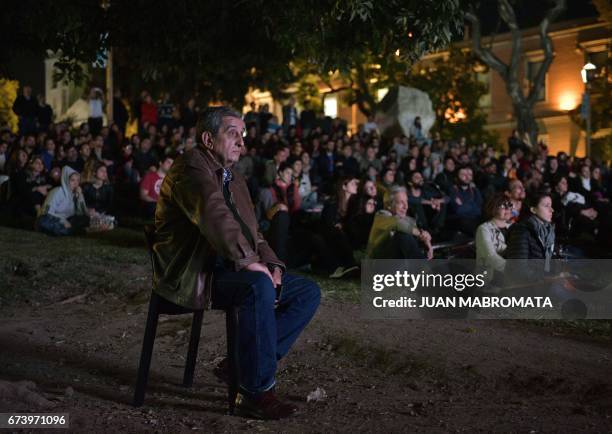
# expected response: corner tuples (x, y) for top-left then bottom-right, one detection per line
(82, 161), (115, 230)
(317, 176), (360, 278)
(346, 194), (377, 250)
(475, 194), (512, 283)
(17, 155), (51, 217)
(37, 166), (89, 236)
(505, 191), (555, 280)
(292, 158), (318, 211)
(551, 175), (598, 242)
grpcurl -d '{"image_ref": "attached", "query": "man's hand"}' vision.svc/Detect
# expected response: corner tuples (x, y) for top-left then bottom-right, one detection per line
(272, 266), (282, 287)
(418, 229), (432, 244)
(426, 246), (434, 260)
(581, 208), (597, 220)
(244, 262), (274, 285)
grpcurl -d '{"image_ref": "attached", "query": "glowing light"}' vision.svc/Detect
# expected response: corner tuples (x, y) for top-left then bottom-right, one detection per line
(581, 62), (596, 84)
(559, 92), (578, 111)
(408, 32), (413, 38)
(377, 88), (389, 101)
(395, 49), (400, 56)
(324, 96), (337, 118)
(444, 106), (467, 123)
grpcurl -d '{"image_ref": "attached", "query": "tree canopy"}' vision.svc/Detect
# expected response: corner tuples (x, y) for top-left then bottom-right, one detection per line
(2, 0), (466, 106)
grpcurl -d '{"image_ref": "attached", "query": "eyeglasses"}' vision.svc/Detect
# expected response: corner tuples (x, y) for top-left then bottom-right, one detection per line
(500, 201), (513, 209)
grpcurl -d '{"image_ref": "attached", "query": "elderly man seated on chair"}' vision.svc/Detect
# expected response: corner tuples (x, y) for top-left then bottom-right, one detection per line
(152, 106), (320, 420)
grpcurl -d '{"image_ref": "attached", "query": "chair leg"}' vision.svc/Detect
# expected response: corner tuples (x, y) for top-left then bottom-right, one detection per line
(133, 293), (161, 407)
(226, 306), (240, 415)
(183, 310), (204, 387)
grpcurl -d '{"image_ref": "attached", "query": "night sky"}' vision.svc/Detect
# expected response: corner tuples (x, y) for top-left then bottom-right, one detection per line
(474, 0), (599, 36)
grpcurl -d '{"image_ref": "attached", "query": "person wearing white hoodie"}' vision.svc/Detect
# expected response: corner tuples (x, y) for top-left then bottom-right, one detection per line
(37, 166), (89, 235)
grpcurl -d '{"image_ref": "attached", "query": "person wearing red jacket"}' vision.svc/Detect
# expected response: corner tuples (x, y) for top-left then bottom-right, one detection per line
(140, 93), (158, 128)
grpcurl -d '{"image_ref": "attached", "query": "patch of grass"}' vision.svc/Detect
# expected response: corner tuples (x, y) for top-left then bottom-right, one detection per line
(0, 226), (149, 306)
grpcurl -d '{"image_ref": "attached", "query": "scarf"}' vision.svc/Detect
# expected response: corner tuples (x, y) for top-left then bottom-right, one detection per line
(527, 214), (555, 272)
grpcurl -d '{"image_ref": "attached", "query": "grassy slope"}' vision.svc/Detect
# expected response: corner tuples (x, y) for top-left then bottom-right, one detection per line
(1, 226), (610, 340)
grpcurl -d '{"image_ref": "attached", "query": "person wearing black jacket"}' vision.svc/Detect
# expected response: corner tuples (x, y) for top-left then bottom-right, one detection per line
(505, 191), (555, 283)
(551, 175), (598, 242)
(12, 85), (38, 135)
(434, 156), (456, 195)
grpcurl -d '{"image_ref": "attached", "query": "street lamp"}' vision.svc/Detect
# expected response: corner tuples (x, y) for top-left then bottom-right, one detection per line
(581, 62), (596, 157)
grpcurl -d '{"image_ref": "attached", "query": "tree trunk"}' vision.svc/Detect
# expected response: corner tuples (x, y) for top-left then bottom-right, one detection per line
(465, 0), (565, 150)
(514, 104), (538, 147)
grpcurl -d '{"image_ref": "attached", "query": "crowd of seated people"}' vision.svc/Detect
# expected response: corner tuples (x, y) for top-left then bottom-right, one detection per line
(1, 85), (611, 276)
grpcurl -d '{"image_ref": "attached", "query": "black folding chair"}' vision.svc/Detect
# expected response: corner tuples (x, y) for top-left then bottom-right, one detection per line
(133, 225), (240, 414)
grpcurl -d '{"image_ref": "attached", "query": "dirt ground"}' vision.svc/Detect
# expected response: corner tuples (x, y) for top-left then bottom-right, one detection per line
(1, 227), (612, 433)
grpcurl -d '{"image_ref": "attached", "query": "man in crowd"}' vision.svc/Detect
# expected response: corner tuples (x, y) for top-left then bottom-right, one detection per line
(140, 155), (173, 218)
(448, 166), (482, 236)
(12, 85), (38, 136)
(367, 186), (433, 260)
(152, 106), (320, 419)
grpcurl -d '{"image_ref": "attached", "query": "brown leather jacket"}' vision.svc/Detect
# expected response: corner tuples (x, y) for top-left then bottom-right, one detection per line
(152, 145), (284, 309)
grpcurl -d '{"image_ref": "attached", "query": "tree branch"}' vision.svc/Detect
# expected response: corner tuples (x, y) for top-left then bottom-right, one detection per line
(464, 10), (509, 80)
(498, 0), (522, 88)
(527, 0), (566, 106)
(353, 63), (377, 116)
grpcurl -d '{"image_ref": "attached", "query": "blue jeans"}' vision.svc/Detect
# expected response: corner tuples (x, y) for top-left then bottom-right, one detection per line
(37, 214), (71, 236)
(211, 266), (320, 395)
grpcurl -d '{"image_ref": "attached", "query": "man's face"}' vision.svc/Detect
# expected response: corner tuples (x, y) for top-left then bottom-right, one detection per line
(203, 116), (245, 167)
(411, 172), (424, 187)
(458, 168), (472, 185)
(160, 158), (174, 173)
(141, 139), (151, 152)
(343, 146), (352, 158)
(292, 160), (302, 175)
(80, 144), (91, 158)
(279, 167), (293, 184)
(67, 147), (78, 161)
(23, 86), (32, 97)
(384, 169), (395, 184)
(445, 159), (455, 172)
(185, 137), (195, 151)
(581, 165), (590, 179)
(390, 191), (408, 218)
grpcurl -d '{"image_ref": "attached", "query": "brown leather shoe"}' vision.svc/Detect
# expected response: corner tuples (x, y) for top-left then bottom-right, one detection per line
(235, 390), (298, 420)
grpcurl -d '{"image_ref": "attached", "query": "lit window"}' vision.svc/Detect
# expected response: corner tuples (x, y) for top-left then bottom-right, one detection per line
(587, 50), (609, 78)
(324, 96), (337, 118)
